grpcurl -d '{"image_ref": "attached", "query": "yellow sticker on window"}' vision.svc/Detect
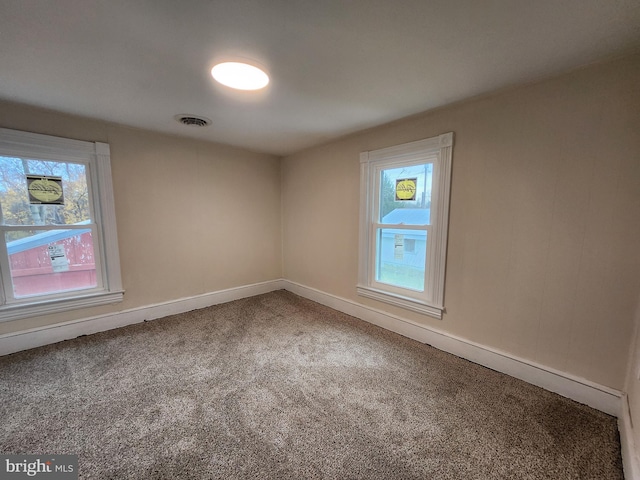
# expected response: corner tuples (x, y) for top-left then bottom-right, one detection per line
(395, 178), (417, 201)
(26, 175), (64, 205)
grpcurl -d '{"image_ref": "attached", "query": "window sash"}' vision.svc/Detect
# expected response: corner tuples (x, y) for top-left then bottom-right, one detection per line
(0, 223), (105, 304)
(371, 159), (434, 302)
(369, 224), (433, 300)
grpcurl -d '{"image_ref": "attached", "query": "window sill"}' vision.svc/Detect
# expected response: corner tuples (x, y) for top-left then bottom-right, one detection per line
(0, 290), (124, 322)
(356, 285), (443, 319)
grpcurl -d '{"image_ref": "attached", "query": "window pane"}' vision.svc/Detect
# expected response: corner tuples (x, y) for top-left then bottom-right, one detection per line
(0, 156), (91, 226)
(6, 228), (97, 298)
(379, 163), (432, 225)
(376, 229), (427, 291)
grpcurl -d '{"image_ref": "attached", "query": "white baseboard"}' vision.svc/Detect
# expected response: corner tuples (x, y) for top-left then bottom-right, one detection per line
(0, 277), (625, 416)
(283, 280), (622, 417)
(0, 279), (286, 357)
(620, 394), (640, 480)
(1, 278), (634, 471)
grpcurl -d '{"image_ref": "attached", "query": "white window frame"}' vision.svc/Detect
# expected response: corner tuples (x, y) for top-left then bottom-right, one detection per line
(0, 128), (124, 322)
(357, 132), (453, 319)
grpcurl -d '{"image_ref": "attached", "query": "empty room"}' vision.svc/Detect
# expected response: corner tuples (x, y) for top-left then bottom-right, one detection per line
(1, 1), (639, 479)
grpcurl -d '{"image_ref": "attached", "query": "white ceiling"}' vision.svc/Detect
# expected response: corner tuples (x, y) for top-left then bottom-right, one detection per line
(1, 1), (639, 156)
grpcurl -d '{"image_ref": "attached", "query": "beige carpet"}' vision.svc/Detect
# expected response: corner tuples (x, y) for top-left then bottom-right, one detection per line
(0, 290), (623, 479)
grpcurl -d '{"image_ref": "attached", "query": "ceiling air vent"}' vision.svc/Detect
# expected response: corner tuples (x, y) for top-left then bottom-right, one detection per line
(175, 115), (211, 127)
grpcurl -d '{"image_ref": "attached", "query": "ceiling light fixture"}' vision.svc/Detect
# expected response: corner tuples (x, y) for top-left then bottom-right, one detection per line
(211, 62), (269, 91)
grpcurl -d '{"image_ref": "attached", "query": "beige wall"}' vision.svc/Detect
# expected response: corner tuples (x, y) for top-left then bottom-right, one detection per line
(1, 55), (639, 392)
(282, 54), (640, 390)
(625, 297), (640, 467)
(0, 101), (282, 335)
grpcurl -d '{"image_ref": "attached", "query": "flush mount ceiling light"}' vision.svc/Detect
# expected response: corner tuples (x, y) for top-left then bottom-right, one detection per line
(211, 62), (269, 91)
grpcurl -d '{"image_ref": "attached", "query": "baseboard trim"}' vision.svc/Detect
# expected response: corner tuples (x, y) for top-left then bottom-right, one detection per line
(283, 280), (622, 417)
(0, 277), (624, 416)
(620, 394), (640, 480)
(1, 278), (633, 469)
(0, 279), (286, 357)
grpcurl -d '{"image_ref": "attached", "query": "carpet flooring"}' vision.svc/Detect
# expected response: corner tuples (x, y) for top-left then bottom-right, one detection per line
(0, 290), (624, 479)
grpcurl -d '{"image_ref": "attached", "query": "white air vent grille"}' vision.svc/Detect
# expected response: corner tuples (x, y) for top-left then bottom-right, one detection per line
(175, 115), (211, 127)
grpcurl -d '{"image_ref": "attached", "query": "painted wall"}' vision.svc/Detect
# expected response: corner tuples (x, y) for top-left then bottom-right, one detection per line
(0, 101), (282, 335)
(1, 55), (638, 394)
(282, 54), (640, 391)
(624, 296), (640, 474)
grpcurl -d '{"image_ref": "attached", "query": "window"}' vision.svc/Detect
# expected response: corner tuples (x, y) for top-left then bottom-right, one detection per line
(0, 128), (123, 322)
(358, 133), (453, 319)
